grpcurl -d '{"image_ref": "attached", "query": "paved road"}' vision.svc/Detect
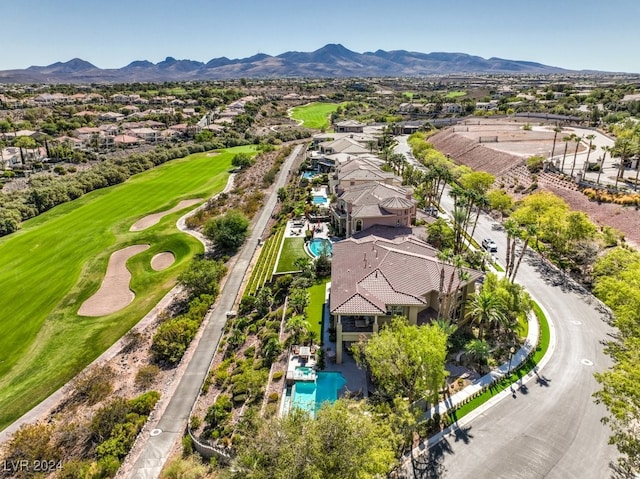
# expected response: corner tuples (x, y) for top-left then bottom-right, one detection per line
(397, 137), (618, 478)
(129, 144), (304, 479)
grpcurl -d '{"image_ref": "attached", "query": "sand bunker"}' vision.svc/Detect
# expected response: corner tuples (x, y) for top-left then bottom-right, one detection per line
(130, 199), (202, 231)
(151, 252), (175, 271)
(78, 244), (150, 317)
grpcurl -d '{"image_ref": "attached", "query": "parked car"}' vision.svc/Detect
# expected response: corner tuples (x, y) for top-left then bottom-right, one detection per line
(482, 238), (498, 252)
(424, 206), (439, 217)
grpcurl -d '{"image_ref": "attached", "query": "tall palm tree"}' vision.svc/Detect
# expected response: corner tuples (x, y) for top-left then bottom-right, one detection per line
(550, 125), (562, 159)
(510, 224), (536, 282)
(569, 135), (582, 178)
(560, 134), (574, 173)
(503, 219), (520, 279)
(465, 290), (506, 341)
(597, 145), (610, 185)
(612, 138), (632, 188)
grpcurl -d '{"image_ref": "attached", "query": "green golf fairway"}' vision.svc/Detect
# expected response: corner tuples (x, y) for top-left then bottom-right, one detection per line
(0, 146), (253, 431)
(290, 102), (346, 129)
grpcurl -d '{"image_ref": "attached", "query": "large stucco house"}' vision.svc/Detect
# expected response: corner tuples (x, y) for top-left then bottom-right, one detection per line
(330, 181), (416, 237)
(328, 227), (482, 363)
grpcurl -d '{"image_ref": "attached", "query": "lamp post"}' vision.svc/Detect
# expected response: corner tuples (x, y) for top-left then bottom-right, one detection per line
(507, 346), (516, 375)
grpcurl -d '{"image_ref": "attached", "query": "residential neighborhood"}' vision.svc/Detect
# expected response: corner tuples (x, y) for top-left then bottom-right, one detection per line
(0, 34), (640, 479)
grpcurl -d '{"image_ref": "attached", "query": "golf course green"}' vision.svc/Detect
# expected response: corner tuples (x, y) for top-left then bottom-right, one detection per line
(290, 102), (346, 129)
(0, 146), (253, 431)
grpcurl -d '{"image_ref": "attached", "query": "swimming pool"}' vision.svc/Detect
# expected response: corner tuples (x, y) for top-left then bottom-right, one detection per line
(312, 195), (327, 205)
(308, 238), (332, 257)
(302, 171), (318, 179)
(291, 372), (347, 416)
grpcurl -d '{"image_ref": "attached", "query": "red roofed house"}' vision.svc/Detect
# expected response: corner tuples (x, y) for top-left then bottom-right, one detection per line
(329, 227), (482, 363)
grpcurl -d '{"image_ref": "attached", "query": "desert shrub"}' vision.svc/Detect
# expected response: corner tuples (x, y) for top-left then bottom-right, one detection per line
(90, 397), (130, 442)
(73, 365), (114, 405)
(135, 364), (161, 389)
(128, 390), (161, 416)
(272, 371), (284, 381)
(268, 392), (279, 403)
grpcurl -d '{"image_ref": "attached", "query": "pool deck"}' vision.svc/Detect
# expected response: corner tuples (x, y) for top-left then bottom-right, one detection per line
(284, 218), (330, 240)
(320, 281), (369, 398)
(285, 346), (318, 382)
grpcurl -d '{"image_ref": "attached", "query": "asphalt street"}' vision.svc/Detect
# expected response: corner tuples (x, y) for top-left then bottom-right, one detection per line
(397, 136), (618, 478)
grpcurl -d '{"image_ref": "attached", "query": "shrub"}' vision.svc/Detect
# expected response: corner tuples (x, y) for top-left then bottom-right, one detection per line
(135, 364), (161, 389)
(268, 392), (279, 403)
(272, 371), (284, 381)
(128, 390), (161, 416)
(73, 365), (114, 405)
(233, 393), (247, 404)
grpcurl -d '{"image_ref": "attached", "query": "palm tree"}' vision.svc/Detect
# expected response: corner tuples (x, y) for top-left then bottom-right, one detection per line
(550, 125), (562, 159)
(464, 339), (491, 366)
(286, 314), (311, 345)
(510, 224), (536, 282)
(503, 219), (520, 278)
(569, 135), (582, 178)
(465, 290), (506, 340)
(597, 145), (610, 185)
(560, 134), (574, 173)
(612, 138), (633, 188)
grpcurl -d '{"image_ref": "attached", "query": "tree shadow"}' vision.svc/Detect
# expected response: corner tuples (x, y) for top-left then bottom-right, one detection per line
(410, 441), (448, 479)
(533, 367), (552, 387)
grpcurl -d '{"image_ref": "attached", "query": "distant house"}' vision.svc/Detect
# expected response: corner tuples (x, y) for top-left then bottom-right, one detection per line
(318, 137), (370, 156)
(330, 181), (416, 237)
(99, 111), (125, 122)
(334, 120), (365, 133)
(329, 156), (399, 195)
(128, 127), (160, 142)
(329, 228), (482, 363)
(114, 134), (142, 147)
(442, 103), (463, 114)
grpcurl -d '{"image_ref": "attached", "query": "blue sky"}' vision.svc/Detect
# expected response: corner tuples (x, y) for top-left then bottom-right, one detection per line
(3, 0), (639, 73)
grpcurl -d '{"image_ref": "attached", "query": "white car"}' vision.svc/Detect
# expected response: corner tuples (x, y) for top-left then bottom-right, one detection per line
(482, 238), (498, 253)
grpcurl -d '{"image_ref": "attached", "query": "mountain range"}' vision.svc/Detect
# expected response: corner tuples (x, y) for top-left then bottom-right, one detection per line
(0, 44), (572, 83)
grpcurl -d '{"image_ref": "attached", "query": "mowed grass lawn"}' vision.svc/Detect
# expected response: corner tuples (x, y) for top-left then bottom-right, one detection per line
(445, 90), (467, 98)
(290, 102), (346, 129)
(307, 278), (330, 343)
(0, 146), (254, 431)
(275, 237), (309, 273)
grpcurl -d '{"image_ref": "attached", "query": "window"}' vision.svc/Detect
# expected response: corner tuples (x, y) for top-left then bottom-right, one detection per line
(386, 305), (404, 316)
(355, 219), (363, 232)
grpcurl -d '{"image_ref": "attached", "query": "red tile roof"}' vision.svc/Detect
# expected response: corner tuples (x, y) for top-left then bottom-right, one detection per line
(329, 229), (481, 316)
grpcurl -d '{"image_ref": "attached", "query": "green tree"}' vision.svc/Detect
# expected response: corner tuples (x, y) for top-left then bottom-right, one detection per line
(204, 209), (250, 253)
(465, 289), (507, 340)
(178, 258), (226, 298)
(230, 400), (398, 479)
(231, 152), (254, 169)
(592, 246), (640, 477)
(354, 316), (448, 403)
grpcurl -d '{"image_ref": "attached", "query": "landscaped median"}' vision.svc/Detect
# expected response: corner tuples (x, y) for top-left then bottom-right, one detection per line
(413, 297), (553, 448)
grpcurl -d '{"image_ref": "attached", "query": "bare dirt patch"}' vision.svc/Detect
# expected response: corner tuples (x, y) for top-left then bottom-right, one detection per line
(151, 252), (175, 271)
(130, 199), (202, 231)
(78, 244), (150, 317)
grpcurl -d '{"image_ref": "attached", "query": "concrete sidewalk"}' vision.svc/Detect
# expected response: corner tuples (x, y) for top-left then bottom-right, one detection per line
(129, 144), (304, 479)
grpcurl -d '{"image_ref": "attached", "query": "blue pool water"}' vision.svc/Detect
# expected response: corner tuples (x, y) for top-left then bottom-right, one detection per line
(291, 372), (347, 415)
(308, 238), (332, 257)
(312, 195), (327, 205)
(302, 171), (318, 179)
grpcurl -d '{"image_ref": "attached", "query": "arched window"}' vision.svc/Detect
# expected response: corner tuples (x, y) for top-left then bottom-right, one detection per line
(355, 219), (363, 232)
